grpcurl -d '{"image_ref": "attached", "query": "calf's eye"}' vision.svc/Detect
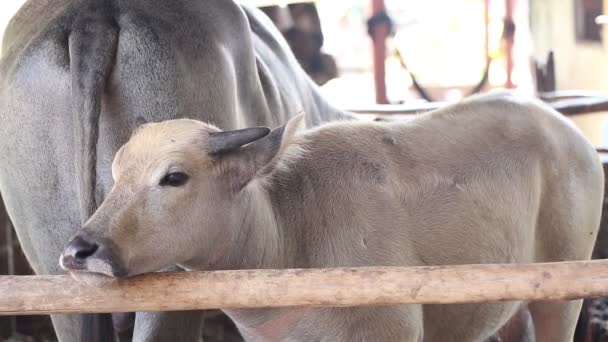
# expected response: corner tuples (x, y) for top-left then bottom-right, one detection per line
(160, 172), (189, 187)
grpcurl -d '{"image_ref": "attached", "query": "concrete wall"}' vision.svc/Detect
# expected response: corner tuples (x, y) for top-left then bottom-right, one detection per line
(530, 0), (608, 146)
(530, 0), (608, 92)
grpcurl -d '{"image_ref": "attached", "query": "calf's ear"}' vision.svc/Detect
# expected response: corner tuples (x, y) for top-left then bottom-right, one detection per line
(209, 114), (305, 192)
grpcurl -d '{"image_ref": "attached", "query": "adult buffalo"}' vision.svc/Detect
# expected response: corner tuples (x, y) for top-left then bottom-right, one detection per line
(0, 0), (351, 341)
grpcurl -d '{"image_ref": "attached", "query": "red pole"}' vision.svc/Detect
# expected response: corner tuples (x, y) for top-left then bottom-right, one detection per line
(504, 0), (516, 88)
(371, 0), (389, 104)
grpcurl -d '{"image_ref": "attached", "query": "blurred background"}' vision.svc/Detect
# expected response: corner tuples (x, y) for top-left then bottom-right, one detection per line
(1, 0), (607, 341)
(2, 0), (607, 138)
(252, 0), (608, 144)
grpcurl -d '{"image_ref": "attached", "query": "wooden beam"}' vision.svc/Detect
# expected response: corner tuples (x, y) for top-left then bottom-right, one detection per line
(2, 260), (608, 315)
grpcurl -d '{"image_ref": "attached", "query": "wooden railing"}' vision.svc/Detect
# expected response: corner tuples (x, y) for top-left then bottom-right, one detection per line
(1, 260), (608, 315)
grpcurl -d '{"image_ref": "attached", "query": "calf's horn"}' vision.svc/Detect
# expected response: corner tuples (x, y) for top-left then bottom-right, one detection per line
(208, 127), (270, 155)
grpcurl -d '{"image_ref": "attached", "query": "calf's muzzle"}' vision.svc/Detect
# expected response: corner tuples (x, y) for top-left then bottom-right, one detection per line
(60, 233), (127, 277)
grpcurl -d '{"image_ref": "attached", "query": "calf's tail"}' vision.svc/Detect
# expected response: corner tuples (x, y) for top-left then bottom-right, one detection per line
(69, 0), (118, 341)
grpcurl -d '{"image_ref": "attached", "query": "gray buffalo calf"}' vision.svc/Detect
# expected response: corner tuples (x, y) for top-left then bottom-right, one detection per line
(62, 93), (603, 341)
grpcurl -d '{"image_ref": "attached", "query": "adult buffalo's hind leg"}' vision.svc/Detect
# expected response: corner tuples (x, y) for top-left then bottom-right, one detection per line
(113, 312), (135, 340)
(132, 311), (205, 342)
(529, 300), (583, 342)
(128, 266), (205, 341)
(488, 305), (535, 342)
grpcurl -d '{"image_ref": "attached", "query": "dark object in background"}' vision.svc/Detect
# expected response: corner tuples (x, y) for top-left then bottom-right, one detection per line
(261, 3), (338, 86)
(574, 0), (604, 43)
(533, 51), (556, 93)
(577, 298), (608, 342)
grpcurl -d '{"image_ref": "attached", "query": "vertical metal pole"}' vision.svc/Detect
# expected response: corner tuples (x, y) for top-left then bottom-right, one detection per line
(371, 0), (389, 104)
(504, 0), (516, 88)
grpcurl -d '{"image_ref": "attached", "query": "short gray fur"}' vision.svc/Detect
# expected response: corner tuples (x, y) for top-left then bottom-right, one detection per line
(0, 0), (352, 341)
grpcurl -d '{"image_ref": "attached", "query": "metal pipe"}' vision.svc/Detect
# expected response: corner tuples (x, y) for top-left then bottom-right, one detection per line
(371, 0), (389, 104)
(504, 0), (516, 88)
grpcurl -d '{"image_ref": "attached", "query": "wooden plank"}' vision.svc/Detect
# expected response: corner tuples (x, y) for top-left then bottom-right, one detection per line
(2, 260), (608, 315)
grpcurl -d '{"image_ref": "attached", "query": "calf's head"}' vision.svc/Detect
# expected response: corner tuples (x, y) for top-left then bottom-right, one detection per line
(60, 115), (303, 277)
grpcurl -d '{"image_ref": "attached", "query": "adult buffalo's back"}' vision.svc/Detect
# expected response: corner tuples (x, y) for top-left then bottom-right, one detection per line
(0, 0), (350, 340)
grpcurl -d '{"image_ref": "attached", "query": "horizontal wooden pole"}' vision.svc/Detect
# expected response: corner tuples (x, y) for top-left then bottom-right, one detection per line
(2, 260), (608, 315)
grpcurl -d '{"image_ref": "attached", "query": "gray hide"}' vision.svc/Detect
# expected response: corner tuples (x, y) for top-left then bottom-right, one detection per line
(0, 0), (352, 341)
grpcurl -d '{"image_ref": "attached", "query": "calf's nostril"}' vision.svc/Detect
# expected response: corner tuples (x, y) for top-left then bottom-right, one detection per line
(75, 244), (98, 259)
(66, 236), (99, 260)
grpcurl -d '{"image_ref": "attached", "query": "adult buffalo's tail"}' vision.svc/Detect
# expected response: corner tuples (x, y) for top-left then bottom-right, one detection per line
(69, 0), (118, 341)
